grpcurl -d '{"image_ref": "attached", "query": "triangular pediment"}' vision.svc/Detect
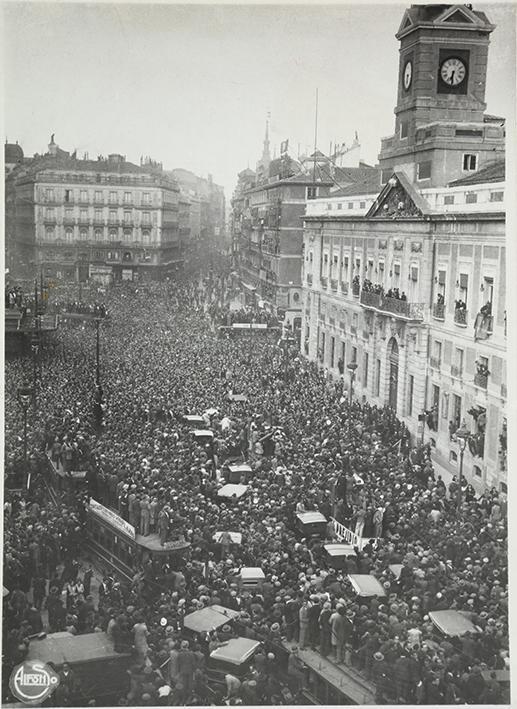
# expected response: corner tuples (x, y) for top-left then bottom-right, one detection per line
(366, 172), (430, 219)
(397, 9), (414, 35)
(436, 5), (483, 26)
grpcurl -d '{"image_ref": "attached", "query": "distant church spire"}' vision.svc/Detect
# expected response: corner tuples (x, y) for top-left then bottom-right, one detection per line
(262, 113), (271, 163)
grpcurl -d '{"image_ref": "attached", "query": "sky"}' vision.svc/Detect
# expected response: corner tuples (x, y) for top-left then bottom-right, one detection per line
(2, 1), (515, 200)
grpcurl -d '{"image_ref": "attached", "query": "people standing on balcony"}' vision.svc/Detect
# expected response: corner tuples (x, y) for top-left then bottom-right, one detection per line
(437, 293), (445, 306)
(455, 299), (467, 311)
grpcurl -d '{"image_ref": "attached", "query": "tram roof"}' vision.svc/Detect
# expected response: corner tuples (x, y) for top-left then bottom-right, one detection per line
(26, 631), (128, 666)
(184, 605), (240, 633)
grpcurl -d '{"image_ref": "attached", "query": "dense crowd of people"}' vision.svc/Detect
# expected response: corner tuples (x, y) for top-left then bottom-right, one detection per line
(361, 279), (407, 301)
(3, 268), (509, 706)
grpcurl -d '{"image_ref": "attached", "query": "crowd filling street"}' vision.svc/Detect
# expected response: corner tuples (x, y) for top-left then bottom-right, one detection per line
(3, 267), (509, 706)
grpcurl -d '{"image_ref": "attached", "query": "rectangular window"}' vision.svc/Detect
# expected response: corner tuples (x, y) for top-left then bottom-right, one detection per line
(363, 353), (369, 388)
(143, 192), (150, 204)
(393, 263), (401, 276)
(400, 121), (408, 139)
(411, 267), (418, 281)
(330, 336), (335, 368)
(45, 188), (54, 201)
(124, 211), (131, 223)
(463, 154), (477, 171)
(95, 209), (102, 222)
(466, 192), (478, 204)
(45, 207), (55, 219)
(80, 209), (88, 222)
(416, 160), (432, 180)
(434, 340), (442, 362)
(109, 210), (117, 223)
(65, 208), (73, 219)
(453, 394), (462, 429)
(359, 201), (366, 209)
(351, 346), (357, 363)
(80, 190), (88, 202)
(444, 195), (455, 205)
(341, 342), (345, 365)
(381, 169), (391, 185)
(142, 212), (151, 224)
(306, 186), (318, 200)
(124, 192), (132, 203)
(337, 203), (342, 210)
(95, 191), (102, 203)
(375, 359), (381, 396)
(489, 191), (503, 202)
(417, 161), (432, 180)
(327, 203), (333, 210)
(348, 202), (354, 210)
(432, 384), (440, 410)
(459, 273), (468, 304)
(408, 374), (414, 416)
(455, 347), (464, 373)
(109, 191), (117, 204)
(64, 189), (72, 203)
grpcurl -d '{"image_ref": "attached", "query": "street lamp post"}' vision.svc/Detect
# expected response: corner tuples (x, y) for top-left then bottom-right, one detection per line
(455, 423), (470, 511)
(347, 361), (358, 433)
(17, 385), (33, 490)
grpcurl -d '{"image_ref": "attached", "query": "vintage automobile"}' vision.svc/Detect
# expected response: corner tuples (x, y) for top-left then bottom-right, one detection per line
(222, 463), (253, 484)
(295, 511), (328, 539)
(217, 483), (249, 503)
(183, 605), (240, 636)
(208, 637), (262, 688)
(238, 567), (265, 591)
(323, 543), (358, 571)
(347, 574), (387, 598)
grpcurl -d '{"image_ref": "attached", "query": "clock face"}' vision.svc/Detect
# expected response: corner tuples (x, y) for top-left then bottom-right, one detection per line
(440, 57), (467, 86)
(403, 60), (413, 90)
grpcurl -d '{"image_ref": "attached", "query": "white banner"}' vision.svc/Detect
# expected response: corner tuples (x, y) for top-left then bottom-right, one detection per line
(89, 498), (136, 539)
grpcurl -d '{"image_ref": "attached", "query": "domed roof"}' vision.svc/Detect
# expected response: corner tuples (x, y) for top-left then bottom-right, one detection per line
(5, 142), (24, 163)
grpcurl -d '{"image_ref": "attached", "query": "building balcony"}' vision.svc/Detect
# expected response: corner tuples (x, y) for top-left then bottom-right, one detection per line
(340, 282), (349, 295)
(432, 302), (445, 320)
(63, 217), (76, 226)
(454, 308), (468, 326)
(430, 357), (441, 370)
(330, 278), (338, 291)
(360, 291), (382, 309)
(306, 274), (313, 286)
(360, 290), (425, 321)
(474, 372), (488, 389)
(450, 364), (463, 378)
(320, 276), (328, 288)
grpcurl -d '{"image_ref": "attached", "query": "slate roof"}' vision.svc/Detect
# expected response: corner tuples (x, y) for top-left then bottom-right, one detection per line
(449, 160), (505, 186)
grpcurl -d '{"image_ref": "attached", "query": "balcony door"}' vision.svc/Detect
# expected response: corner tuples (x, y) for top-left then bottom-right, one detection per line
(387, 337), (399, 411)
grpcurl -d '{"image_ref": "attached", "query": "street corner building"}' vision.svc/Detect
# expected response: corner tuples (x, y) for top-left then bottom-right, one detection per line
(300, 4), (506, 493)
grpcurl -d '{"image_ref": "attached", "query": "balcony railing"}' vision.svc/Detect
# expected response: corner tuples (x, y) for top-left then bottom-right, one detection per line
(320, 276), (328, 288)
(432, 302), (445, 320)
(474, 372), (488, 389)
(454, 308), (468, 326)
(360, 290), (425, 321)
(306, 274), (313, 286)
(430, 357), (441, 370)
(330, 278), (338, 291)
(360, 291), (382, 308)
(340, 282), (349, 294)
(450, 364), (463, 378)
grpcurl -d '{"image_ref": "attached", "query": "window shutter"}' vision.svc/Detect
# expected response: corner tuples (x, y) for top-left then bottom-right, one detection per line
(491, 356), (502, 385)
(465, 348), (476, 375)
(443, 341), (452, 364)
(459, 274), (468, 288)
(438, 270), (446, 285)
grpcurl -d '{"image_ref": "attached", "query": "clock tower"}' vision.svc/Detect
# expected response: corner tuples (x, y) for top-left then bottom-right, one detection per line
(378, 4), (505, 187)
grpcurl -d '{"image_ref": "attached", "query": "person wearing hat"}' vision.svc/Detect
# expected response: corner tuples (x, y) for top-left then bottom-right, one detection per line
(372, 652), (392, 703)
(178, 639), (196, 699)
(287, 646), (305, 696)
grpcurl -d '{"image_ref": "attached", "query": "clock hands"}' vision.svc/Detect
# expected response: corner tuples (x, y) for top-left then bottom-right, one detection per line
(450, 70), (456, 84)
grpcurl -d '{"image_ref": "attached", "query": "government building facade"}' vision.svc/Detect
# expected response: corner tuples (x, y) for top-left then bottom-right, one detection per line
(301, 4), (507, 492)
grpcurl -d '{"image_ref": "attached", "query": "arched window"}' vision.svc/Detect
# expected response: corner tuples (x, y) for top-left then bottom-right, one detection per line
(64, 228), (73, 243)
(109, 230), (117, 240)
(95, 229), (103, 241)
(80, 229), (88, 240)
(142, 230), (150, 244)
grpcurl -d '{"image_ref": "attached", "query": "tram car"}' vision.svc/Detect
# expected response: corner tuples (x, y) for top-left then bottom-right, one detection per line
(85, 498), (190, 581)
